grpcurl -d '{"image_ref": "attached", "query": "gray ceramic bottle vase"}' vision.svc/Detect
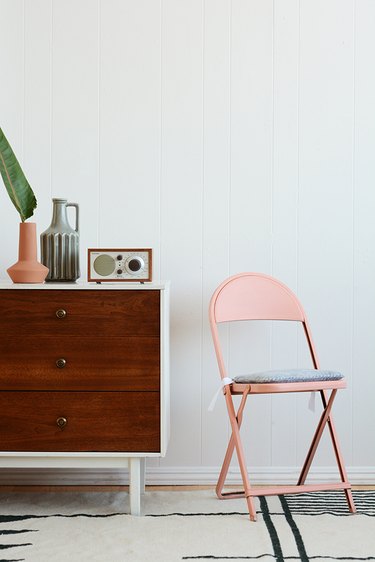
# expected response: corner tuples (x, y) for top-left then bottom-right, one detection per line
(40, 198), (80, 282)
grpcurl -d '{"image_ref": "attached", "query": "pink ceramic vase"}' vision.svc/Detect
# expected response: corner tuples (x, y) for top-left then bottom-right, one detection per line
(7, 222), (49, 283)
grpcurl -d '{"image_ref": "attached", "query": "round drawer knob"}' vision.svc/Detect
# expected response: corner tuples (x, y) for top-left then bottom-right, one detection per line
(56, 309), (67, 319)
(56, 417), (67, 430)
(56, 358), (66, 369)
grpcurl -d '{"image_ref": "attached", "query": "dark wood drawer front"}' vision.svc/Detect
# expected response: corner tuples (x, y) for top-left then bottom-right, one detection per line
(0, 392), (160, 452)
(0, 337), (159, 391)
(0, 290), (160, 336)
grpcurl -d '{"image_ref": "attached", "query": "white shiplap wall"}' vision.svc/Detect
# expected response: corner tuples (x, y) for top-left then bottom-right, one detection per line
(0, 0), (374, 485)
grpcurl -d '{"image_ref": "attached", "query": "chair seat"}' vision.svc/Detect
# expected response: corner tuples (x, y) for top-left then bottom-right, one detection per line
(233, 368), (343, 384)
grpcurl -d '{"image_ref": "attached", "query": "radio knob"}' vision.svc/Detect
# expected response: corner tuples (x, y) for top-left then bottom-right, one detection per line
(127, 257), (144, 272)
(117, 269), (123, 274)
(117, 255), (123, 260)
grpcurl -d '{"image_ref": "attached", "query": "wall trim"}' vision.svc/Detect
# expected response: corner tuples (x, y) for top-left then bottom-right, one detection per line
(0, 466), (374, 486)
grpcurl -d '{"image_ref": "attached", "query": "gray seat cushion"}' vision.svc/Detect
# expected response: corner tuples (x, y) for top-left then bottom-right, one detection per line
(233, 369), (344, 384)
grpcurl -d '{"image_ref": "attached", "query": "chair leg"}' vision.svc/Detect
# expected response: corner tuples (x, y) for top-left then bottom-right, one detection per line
(219, 389), (257, 521)
(216, 390), (248, 500)
(298, 389), (356, 514)
(298, 389), (337, 485)
(320, 390), (356, 514)
(216, 433), (236, 499)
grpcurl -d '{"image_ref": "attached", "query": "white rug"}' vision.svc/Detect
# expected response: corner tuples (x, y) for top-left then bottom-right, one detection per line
(0, 490), (374, 561)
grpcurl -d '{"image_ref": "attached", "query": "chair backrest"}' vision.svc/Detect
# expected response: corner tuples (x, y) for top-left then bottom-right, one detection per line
(209, 273), (319, 378)
(210, 272), (305, 324)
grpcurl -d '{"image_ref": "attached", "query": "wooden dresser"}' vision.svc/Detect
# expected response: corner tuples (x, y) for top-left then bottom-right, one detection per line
(0, 282), (169, 514)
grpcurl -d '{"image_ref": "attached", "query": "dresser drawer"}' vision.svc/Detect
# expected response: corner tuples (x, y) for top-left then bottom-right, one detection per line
(0, 391), (160, 452)
(0, 290), (160, 336)
(0, 336), (159, 391)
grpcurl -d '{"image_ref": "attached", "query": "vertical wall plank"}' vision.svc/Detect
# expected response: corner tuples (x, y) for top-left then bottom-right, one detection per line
(353, 0), (375, 468)
(0, 0), (24, 275)
(24, 0), (52, 244)
(100, 1), (161, 471)
(51, 0), (99, 279)
(100, 0), (161, 276)
(229, 0), (274, 468)
(160, 0), (203, 468)
(201, 0), (231, 467)
(271, 0), (299, 467)
(297, 0), (354, 466)
(230, 0), (273, 274)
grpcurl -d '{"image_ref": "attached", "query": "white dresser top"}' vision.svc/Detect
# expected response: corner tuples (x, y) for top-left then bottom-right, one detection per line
(0, 280), (169, 291)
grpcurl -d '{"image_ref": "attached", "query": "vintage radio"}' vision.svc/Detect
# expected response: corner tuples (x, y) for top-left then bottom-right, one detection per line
(88, 248), (152, 283)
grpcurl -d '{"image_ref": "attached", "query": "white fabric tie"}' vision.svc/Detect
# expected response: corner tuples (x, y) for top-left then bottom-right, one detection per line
(208, 377), (233, 412)
(308, 391), (316, 412)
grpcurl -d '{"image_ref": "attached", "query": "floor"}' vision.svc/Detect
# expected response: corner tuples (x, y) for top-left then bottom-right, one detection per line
(0, 485), (374, 492)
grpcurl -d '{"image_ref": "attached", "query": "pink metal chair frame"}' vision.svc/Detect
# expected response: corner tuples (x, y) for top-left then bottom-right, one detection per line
(209, 272), (356, 522)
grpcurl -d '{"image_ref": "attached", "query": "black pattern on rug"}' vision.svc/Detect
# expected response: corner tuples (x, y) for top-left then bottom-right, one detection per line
(0, 514), (38, 562)
(182, 554), (375, 562)
(180, 491), (375, 562)
(284, 490), (375, 517)
(181, 491), (375, 561)
(0, 513), (128, 561)
(279, 495), (309, 561)
(259, 497), (284, 562)
(0, 491), (374, 561)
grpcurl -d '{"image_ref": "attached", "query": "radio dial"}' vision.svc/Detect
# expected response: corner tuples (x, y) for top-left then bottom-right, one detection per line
(126, 256), (144, 274)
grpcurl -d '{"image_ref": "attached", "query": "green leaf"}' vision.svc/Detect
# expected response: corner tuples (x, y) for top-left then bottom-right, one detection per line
(0, 127), (37, 222)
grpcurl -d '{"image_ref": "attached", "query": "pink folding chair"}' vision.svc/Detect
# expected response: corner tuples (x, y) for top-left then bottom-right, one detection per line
(209, 272), (356, 522)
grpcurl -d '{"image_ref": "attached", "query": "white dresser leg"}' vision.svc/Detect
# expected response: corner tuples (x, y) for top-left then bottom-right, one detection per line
(129, 457), (141, 516)
(140, 457), (146, 495)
